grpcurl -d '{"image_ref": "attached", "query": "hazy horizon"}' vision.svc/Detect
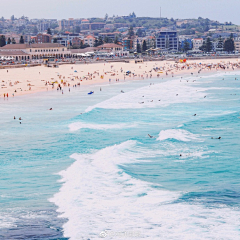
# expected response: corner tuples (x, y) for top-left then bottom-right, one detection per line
(1, 0), (240, 25)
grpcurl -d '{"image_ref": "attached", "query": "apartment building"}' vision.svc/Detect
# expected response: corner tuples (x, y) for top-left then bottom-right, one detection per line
(156, 31), (178, 51)
(192, 38), (204, 50)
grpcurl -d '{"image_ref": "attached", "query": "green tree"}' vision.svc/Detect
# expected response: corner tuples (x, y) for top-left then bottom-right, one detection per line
(128, 26), (134, 38)
(0, 35), (6, 47)
(183, 40), (190, 52)
(12, 38), (16, 44)
(104, 36), (109, 43)
(80, 41), (84, 49)
(94, 38), (99, 47)
(136, 28), (143, 37)
(199, 40), (207, 52)
(47, 28), (52, 35)
(206, 37), (212, 52)
(114, 36), (119, 44)
(98, 36), (103, 46)
(224, 37), (235, 52)
(7, 37), (11, 44)
(137, 43), (141, 53)
(19, 35), (24, 44)
(82, 43), (90, 48)
(142, 40), (147, 52)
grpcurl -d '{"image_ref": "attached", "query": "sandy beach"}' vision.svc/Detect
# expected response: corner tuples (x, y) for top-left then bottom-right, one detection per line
(1, 58), (240, 98)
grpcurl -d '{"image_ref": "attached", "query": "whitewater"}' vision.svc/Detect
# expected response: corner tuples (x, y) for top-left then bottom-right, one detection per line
(1, 70), (240, 239)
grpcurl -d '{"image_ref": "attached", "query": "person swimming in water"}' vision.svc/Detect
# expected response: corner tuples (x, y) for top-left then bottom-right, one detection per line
(148, 134), (154, 138)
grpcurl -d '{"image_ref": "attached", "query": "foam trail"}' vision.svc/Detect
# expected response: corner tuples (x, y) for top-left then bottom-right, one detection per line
(50, 141), (240, 240)
(157, 129), (202, 142)
(69, 122), (136, 132)
(85, 78), (207, 112)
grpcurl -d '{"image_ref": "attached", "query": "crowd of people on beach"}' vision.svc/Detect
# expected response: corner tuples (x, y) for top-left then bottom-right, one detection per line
(2, 60), (240, 100)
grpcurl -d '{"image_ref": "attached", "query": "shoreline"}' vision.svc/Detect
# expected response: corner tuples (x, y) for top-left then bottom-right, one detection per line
(1, 58), (240, 99)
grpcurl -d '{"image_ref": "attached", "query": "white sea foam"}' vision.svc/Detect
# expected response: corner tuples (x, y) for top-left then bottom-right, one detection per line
(85, 79), (207, 112)
(69, 122), (136, 132)
(50, 141), (240, 240)
(157, 129), (202, 142)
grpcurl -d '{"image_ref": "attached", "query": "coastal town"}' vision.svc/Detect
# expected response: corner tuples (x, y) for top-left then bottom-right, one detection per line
(0, 13), (239, 63)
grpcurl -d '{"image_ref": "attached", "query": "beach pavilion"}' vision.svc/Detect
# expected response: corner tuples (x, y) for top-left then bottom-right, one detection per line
(0, 43), (72, 61)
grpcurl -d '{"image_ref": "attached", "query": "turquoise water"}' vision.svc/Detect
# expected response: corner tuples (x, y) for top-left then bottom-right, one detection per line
(0, 70), (240, 239)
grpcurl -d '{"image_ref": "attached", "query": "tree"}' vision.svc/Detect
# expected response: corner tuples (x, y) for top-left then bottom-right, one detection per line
(224, 37), (235, 52)
(199, 40), (207, 52)
(80, 41), (84, 49)
(104, 36), (110, 43)
(136, 28), (143, 37)
(98, 36), (103, 46)
(206, 37), (212, 52)
(128, 26), (134, 38)
(94, 38), (99, 47)
(12, 38), (16, 44)
(137, 43), (141, 53)
(142, 40), (147, 52)
(19, 36), (24, 44)
(0, 35), (6, 47)
(7, 37), (11, 44)
(183, 40), (190, 52)
(114, 36), (119, 44)
(53, 38), (58, 43)
(47, 28), (52, 35)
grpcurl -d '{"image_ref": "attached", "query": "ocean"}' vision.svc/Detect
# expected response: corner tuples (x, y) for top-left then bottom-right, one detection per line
(0, 70), (240, 239)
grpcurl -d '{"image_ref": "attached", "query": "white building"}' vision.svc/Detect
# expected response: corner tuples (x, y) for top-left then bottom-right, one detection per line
(83, 35), (95, 47)
(192, 38), (204, 50)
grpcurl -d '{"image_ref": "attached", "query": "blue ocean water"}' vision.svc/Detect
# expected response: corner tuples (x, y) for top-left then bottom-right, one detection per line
(0, 70), (240, 239)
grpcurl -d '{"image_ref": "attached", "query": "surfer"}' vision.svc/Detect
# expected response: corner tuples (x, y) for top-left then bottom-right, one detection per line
(148, 134), (154, 138)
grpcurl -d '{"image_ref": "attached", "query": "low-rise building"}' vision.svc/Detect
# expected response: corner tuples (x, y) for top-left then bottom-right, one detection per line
(192, 38), (204, 50)
(97, 43), (128, 56)
(0, 43), (71, 60)
(36, 33), (52, 43)
(83, 35), (95, 47)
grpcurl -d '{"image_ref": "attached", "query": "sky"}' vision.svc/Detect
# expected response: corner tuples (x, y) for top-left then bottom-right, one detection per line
(1, 0), (240, 25)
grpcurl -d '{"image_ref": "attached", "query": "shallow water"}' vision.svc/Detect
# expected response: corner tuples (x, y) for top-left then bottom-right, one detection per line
(1, 71), (240, 239)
